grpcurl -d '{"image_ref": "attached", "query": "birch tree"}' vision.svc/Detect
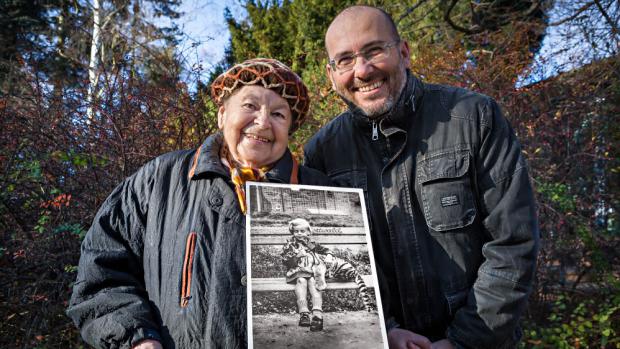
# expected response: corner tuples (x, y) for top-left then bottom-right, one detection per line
(86, 0), (102, 122)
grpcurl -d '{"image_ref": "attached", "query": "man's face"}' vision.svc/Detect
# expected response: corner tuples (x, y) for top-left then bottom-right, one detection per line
(325, 9), (410, 118)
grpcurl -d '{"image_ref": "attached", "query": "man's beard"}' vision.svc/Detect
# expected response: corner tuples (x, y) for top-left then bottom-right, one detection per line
(338, 67), (408, 120)
(363, 93), (397, 118)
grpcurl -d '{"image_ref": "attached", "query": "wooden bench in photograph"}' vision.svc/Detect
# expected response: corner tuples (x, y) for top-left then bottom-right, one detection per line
(250, 227), (373, 292)
(251, 275), (374, 292)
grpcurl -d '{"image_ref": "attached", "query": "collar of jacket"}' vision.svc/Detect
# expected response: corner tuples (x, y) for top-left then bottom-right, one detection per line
(188, 132), (297, 183)
(345, 70), (424, 134)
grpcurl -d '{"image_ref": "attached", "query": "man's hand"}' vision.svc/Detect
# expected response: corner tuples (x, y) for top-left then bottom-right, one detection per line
(132, 339), (162, 349)
(431, 339), (456, 349)
(388, 328), (432, 349)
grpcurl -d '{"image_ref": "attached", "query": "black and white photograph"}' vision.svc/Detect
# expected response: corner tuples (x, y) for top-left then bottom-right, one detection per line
(245, 182), (387, 349)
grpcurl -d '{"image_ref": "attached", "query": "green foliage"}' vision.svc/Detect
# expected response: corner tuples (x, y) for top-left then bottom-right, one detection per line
(51, 150), (108, 169)
(575, 225), (610, 273)
(54, 223), (85, 239)
(34, 212), (50, 234)
(537, 182), (577, 213)
(64, 264), (78, 273)
(522, 292), (620, 348)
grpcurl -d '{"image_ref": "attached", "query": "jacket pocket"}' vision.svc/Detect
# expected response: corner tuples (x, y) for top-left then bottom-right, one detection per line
(417, 150), (476, 232)
(180, 231), (197, 308)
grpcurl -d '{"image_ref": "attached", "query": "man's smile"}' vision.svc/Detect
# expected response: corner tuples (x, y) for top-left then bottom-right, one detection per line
(353, 80), (385, 93)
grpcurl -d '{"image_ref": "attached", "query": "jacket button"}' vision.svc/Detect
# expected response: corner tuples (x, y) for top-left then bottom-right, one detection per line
(241, 275), (247, 286)
(210, 196), (223, 206)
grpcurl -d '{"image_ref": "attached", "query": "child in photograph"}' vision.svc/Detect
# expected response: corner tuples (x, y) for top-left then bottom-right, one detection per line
(281, 218), (329, 331)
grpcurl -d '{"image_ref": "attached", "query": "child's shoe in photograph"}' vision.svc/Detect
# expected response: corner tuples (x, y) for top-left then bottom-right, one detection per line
(310, 316), (323, 331)
(298, 312), (311, 327)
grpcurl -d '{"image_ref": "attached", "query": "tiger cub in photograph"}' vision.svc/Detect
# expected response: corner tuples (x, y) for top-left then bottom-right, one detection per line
(320, 253), (373, 312)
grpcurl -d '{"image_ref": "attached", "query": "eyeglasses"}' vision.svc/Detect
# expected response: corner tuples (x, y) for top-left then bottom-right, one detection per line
(329, 41), (400, 73)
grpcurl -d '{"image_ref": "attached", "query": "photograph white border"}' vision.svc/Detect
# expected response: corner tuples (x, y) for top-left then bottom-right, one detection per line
(245, 181), (388, 349)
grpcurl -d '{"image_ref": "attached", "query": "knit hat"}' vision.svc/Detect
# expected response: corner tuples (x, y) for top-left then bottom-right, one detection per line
(211, 58), (310, 133)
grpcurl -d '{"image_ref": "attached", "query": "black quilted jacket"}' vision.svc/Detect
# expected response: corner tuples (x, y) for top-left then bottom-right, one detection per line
(67, 133), (330, 348)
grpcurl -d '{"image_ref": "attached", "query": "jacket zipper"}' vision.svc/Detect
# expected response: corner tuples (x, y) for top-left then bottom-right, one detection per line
(371, 121), (379, 140)
(180, 232), (197, 308)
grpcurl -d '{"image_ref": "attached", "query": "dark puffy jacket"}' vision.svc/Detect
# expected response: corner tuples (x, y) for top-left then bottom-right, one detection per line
(67, 133), (330, 349)
(304, 72), (539, 349)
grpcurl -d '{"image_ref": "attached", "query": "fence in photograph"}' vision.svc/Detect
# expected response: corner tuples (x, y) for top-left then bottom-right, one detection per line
(249, 186), (361, 216)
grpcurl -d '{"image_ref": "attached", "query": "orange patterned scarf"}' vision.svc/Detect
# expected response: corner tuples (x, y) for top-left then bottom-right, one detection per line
(220, 144), (271, 214)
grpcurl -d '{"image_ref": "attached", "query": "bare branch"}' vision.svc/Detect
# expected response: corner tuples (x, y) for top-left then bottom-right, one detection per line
(444, 0), (484, 35)
(592, 0), (619, 35)
(549, 1), (595, 26)
(397, 0), (430, 24)
(522, 0), (543, 17)
(406, 2), (442, 27)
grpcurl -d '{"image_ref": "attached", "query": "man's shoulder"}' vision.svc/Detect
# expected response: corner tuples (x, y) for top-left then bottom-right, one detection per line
(306, 111), (352, 150)
(421, 82), (494, 121)
(423, 81), (491, 101)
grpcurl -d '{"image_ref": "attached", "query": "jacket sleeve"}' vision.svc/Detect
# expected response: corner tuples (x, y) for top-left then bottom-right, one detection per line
(67, 161), (162, 349)
(447, 98), (539, 349)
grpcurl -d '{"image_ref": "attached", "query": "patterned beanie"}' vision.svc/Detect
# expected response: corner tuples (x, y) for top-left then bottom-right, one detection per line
(211, 58), (310, 133)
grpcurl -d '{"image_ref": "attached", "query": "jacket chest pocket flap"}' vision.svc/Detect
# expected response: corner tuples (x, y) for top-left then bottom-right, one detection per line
(417, 151), (476, 232)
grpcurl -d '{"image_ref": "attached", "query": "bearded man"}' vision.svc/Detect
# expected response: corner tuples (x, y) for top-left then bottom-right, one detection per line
(304, 6), (539, 349)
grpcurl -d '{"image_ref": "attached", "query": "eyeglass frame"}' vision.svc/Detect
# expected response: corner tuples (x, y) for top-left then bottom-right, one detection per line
(328, 40), (401, 73)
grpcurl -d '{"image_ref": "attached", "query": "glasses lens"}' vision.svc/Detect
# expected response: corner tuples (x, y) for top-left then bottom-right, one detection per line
(367, 42), (395, 63)
(333, 41), (397, 72)
(336, 56), (355, 71)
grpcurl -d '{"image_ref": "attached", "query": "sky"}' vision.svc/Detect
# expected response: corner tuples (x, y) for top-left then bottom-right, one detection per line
(174, 0), (244, 86)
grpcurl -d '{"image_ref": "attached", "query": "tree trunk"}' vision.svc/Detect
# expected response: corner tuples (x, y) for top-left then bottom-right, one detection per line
(86, 0), (102, 122)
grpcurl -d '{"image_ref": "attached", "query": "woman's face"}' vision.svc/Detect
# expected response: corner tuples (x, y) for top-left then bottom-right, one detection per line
(218, 85), (292, 168)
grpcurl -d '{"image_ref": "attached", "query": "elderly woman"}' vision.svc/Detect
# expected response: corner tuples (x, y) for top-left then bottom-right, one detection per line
(67, 59), (330, 349)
